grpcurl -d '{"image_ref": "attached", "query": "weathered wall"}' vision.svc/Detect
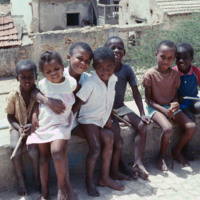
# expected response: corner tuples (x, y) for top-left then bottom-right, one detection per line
(39, 0), (93, 32)
(11, 0), (32, 33)
(31, 24), (154, 63)
(0, 24), (158, 76)
(0, 45), (33, 76)
(119, 0), (151, 25)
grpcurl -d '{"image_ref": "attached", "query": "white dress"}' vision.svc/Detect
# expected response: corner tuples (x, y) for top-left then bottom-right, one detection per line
(26, 76), (77, 144)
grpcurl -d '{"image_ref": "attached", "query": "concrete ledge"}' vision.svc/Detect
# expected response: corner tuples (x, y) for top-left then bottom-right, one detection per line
(1, 102), (200, 192)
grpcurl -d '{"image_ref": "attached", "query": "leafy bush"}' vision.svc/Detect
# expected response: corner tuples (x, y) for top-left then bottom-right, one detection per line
(124, 13), (200, 100)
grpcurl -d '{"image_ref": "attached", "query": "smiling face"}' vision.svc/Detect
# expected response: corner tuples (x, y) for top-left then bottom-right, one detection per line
(106, 38), (125, 65)
(93, 58), (115, 84)
(42, 59), (64, 83)
(17, 67), (37, 92)
(176, 46), (193, 74)
(67, 47), (92, 75)
(156, 45), (176, 72)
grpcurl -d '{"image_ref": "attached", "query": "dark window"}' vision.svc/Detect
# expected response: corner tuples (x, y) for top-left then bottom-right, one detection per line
(66, 13), (79, 26)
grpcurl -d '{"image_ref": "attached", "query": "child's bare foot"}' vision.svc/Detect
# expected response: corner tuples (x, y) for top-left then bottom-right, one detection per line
(37, 196), (48, 200)
(18, 183), (28, 196)
(98, 176), (125, 191)
(173, 152), (189, 167)
(120, 163), (138, 179)
(86, 180), (100, 197)
(34, 179), (41, 193)
(39, 188), (49, 200)
(67, 189), (77, 200)
(110, 171), (132, 181)
(132, 164), (149, 180)
(156, 156), (168, 171)
(57, 188), (68, 200)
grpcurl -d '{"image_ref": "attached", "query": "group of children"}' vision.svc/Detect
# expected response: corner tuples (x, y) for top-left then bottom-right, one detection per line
(5, 36), (200, 200)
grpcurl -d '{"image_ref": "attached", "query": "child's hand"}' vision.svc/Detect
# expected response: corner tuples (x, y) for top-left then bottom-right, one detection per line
(32, 113), (39, 133)
(47, 98), (66, 114)
(170, 102), (180, 113)
(141, 115), (151, 125)
(105, 118), (113, 129)
(164, 108), (174, 118)
(18, 125), (24, 135)
(23, 124), (32, 135)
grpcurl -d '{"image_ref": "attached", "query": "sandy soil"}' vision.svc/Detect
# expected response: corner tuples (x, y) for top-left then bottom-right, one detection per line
(0, 76), (18, 120)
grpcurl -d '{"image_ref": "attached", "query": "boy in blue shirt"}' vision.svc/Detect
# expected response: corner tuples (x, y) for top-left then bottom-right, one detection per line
(173, 43), (200, 160)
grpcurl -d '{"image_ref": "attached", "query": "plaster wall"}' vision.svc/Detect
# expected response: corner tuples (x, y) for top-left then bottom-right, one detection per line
(39, 1), (93, 32)
(0, 46), (33, 76)
(10, 0), (32, 33)
(119, 0), (151, 25)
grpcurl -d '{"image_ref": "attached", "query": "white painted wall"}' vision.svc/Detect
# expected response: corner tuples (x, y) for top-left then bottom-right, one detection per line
(11, 0), (32, 33)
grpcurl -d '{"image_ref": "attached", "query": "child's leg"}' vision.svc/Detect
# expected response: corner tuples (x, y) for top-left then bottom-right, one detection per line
(181, 108), (195, 161)
(10, 129), (28, 196)
(27, 144), (40, 193)
(123, 112), (149, 179)
(110, 118), (131, 181)
(98, 128), (124, 190)
(51, 139), (68, 200)
(152, 112), (173, 171)
(63, 141), (76, 200)
(79, 124), (101, 197)
(38, 143), (51, 199)
(173, 111), (196, 166)
(191, 101), (200, 114)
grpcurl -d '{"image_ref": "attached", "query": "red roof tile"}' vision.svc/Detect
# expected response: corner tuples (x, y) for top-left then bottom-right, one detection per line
(0, 40), (22, 48)
(0, 16), (21, 48)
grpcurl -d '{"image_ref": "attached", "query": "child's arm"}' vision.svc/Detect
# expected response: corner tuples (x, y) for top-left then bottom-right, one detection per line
(145, 86), (174, 118)
(72, 97), (85, 114)
(31, 88), (66, 114)
(7, 114), (23, 134)
(131, 85), (151, 124)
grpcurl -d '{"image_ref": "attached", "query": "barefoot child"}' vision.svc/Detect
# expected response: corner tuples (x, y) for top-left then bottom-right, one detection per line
(26, 51), (77, 200)
(30, 42), (93, 199)
(104, 36), (151, 180)
(173, 43), (200, 160)
(143, 40), (196, 171)
(72, 47), (124, 196)
(5, 59), (40, 196)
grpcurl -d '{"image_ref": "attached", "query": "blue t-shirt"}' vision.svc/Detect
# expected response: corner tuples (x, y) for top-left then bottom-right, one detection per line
(113, 63), (138, 109)
(173, 65), (200, 109)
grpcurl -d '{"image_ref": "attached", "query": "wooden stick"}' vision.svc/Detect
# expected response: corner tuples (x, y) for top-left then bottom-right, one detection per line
(112, 113), (131, 127)
(10, 134), (24, 160)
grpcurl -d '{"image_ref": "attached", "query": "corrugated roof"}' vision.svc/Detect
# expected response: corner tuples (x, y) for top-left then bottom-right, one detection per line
(156, 0), (200, 15)
(0, 16), (21, 48)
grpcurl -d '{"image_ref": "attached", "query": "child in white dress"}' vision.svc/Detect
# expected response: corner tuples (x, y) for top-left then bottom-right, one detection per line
(27, 51), (77, 200)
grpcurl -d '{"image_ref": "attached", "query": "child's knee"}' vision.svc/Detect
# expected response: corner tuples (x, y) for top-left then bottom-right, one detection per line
(163, 126), (173, 137)
(138, 123), (147, 135)
(185, 122), (196, 134)
(28, 145), (39, 158)
(104, 130), (114, 144)
(89, 145), (101, 158)
(51, 149), (63, 160)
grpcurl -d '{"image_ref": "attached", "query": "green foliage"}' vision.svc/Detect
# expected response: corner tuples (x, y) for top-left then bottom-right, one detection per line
(125, 13), (200, 70)
(124, 13), (200, 100)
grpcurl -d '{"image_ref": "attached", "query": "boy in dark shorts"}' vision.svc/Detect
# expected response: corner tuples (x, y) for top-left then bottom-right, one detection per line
(104, 36), (151, 180)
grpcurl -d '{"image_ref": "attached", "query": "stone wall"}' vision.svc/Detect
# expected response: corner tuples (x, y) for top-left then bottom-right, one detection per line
(0, 23), (159, 76)
(31, 23), (156, 63)
(0, 45), (33, 76)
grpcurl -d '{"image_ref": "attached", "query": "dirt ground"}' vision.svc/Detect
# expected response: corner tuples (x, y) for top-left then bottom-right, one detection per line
(0, 76), (18, 120)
